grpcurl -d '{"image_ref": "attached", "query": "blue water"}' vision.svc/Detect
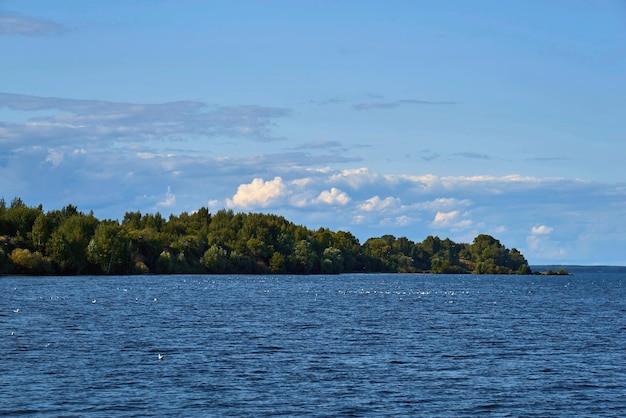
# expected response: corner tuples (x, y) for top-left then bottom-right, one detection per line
(1, 273), (625, 416)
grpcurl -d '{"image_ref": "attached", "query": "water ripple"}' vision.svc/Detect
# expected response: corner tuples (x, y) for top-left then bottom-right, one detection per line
(1, 273), (625, 416)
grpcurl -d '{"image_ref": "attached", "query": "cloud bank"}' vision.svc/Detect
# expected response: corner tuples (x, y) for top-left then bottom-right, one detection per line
(2, 92), (625, 265)
(214, 168), (625, 265)
(0, 92), (291, 147)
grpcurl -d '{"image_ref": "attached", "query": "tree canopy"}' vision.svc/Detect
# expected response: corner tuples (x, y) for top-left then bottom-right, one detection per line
(0, 197), (532, 276)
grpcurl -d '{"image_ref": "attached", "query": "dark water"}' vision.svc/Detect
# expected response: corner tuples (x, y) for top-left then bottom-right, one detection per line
(1, 273), (625, 417)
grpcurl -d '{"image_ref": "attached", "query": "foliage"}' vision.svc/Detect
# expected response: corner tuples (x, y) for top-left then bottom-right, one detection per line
(0, 197), (532, 276)
(9, 248), (52, 275)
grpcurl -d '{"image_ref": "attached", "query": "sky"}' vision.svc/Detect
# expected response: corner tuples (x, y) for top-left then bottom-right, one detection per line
(1, 0), (625, 265)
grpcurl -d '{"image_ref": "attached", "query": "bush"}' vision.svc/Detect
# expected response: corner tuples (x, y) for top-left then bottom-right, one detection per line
(9, 248), (52, 274)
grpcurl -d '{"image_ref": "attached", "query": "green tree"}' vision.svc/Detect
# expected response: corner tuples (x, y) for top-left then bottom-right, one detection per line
(269, 251), (286, 273)
(200, 244), (228, 273)
(87, 221), (129, 274)
(290, 240), (316, 274)
(207, 209), (238, 251)
(470, 234), (508, 273)
(1, 198), (42, 245)
(31, 212), (52, 253)
(397, 255), (416, 273)
(48, 214), (99, 274)
(321, 247), (344, 274)
(507, 248), (529, 273)
(363, 235), (402, 271)
(122, 211), (143, 230)
(0, 196), (534, 276)
(331, 230), (362, 272)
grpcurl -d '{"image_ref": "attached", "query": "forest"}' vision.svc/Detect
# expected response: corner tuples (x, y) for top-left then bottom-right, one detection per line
(0, 197), (532, 276)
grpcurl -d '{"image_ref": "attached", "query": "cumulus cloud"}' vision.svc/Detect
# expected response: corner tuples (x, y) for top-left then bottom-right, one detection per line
(315, 188), (351, 205)
(292, 178), (314, 187)
(432, 211), (459, 227)
(0, 11), (66, 36)
(358, 196), (400, 212)
(3, 103), (625, 264)
(431, 210), (472, 231)
(227, 177), (287, 209)
(211, 168), (622, 258)
(531, 225), (554, 235)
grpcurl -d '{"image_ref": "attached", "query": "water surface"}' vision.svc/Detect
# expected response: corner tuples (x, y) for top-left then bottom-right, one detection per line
(1, 273), (625, 416)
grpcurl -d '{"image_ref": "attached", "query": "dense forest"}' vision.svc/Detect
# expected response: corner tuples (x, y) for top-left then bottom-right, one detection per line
(0, 197), (532, 276)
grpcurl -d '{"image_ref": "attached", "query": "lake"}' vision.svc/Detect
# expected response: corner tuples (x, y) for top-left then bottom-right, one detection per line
(1, 273), (625, 416)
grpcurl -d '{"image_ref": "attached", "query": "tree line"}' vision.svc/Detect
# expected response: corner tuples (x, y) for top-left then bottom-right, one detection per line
(0, 197), (532, 276)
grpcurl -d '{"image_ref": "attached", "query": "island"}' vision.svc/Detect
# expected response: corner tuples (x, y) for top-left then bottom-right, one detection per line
(0, 197), (533, 276)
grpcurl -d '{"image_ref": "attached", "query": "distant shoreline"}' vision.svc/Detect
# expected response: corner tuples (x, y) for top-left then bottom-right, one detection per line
(531, 265), (626, 274)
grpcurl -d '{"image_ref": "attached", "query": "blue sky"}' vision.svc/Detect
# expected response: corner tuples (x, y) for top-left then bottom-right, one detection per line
(1, 0), (625, 265)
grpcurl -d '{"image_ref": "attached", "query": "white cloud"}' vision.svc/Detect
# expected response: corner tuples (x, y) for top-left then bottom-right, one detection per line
(3, 109), (626, 264)
(358, 196), (400, 212)
(156, 186), (176, 208)
(400, 173), (551, 193)
(227, 177), (287, 209)
(432, 211), (459, 227)
(315, 187), (350, 205)
(45, 149), (64, 167)
(329, 167), (391, 189)
(431, 211), (472, 231)
(531, 225), (554, 235)
(350, 196), (405, 229)
(292, 177), (313, 187)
